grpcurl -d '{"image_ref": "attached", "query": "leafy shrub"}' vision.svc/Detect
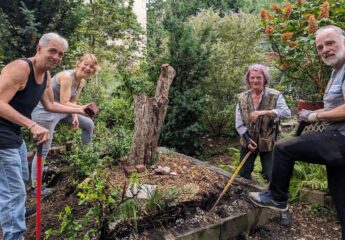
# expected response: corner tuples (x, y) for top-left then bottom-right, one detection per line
(259, 0), (345, 101)
(67, 140), (102, 177)
(46, 173), (140, 239)
(289, 162), (328, 201)
(203, 101), (237, 137)
(187, 10), (265, 137)
(53, 123), (80, 146)
(97, 124), (132, 160)
(97, 97), (134, 130)
(46, 172), (180, 239)
(161, 89), (207, 156)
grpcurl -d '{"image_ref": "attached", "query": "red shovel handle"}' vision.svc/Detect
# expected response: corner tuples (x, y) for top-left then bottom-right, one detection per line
(36, 144), (43, 240)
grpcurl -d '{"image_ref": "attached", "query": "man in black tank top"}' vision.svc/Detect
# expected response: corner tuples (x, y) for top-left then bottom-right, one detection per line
(0, 33), (87, 240)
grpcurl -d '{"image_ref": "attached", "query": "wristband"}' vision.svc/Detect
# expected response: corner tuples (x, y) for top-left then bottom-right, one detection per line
(28, 121), (37, 130)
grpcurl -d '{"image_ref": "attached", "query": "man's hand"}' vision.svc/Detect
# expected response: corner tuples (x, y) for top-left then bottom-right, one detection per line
(298, 109), (318, 123)
(30, 123), (50, 145)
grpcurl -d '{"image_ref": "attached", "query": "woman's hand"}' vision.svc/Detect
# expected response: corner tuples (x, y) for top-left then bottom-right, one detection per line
(247, 139), (257, 152)
(250, 111), (263, 123)
(71, 114), (79, 131)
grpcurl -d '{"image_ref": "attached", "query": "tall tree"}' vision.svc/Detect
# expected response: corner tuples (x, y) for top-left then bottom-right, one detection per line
(147, 0), (243, 155)
(75, 0), (142, 58)
(0, 0), (83, 63)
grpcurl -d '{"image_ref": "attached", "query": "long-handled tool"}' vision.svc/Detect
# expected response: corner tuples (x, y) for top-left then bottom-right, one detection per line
(211, 140), (257, 211)
(36, 144), (43, 240)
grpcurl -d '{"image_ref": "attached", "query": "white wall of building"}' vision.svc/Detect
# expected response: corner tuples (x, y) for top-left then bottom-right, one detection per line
(133, 0), (147, 30)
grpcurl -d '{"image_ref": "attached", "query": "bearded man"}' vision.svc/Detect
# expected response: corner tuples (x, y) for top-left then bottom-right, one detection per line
(249, 25), (345, 240)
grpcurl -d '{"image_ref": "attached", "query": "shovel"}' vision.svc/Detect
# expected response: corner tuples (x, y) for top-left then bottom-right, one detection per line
(36, 144), (43, 240)
(210, 140), (257, 211)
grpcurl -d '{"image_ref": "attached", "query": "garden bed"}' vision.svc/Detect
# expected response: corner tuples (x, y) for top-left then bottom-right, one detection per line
(20, 147), (275, 240)
(0, 145), (340, 239)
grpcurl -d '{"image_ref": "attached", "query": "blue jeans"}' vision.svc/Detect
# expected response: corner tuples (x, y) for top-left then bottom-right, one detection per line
(31, 113), (94, 186)
(0, 141), (28, 240)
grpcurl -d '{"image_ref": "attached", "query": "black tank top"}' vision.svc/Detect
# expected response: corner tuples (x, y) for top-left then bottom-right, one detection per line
(0, 58), (47, 148)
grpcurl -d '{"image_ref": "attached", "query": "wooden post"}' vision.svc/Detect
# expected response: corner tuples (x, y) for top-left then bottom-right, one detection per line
(127, 64), (176, 166)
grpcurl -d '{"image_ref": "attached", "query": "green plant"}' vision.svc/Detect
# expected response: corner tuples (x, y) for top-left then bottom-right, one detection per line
(22, 127), (36, 152)
(68, 141), (102, 177)
(259, 0), (345, 102)
(217, 147), (240, 172)
(53, 123), (80, 146)
(161, 89), (207, 156)
(187, 10), (265, 136)
(161, 187), (180, 206)
(46, 172), (141, 239)
(94, 122), (132, 160)
(289, 162), (328, 201)
(97, 97), (134, 130)
(116, 199), (140, 232)
(45, 205), (86, 240)
(307, 203), (337, 217)
(0, 0), (83, 63)
(217, 147), (267, 184)
(253, 158), (266, 184)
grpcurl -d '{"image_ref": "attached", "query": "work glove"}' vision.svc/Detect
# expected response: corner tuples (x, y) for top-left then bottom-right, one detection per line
(298, 109), (318, 123)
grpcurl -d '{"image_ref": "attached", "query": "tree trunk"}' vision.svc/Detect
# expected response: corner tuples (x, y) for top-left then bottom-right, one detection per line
(127, 64), (176, 166)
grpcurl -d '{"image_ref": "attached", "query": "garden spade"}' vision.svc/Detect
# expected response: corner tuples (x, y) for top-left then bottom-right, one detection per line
(36, 144), (43, 240)
(210, 140), (257, 211)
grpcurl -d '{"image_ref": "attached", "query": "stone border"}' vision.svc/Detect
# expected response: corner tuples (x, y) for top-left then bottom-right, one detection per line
(299, 188), (334, 209)
(170, 208), (274, 240)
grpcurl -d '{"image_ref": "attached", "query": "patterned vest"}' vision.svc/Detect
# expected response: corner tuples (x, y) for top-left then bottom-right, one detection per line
(238, 87), (280, 152)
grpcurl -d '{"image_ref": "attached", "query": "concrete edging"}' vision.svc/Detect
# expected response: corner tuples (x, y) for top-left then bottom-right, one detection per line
(299, 188), (333, 209)
(171, 208), (275, 240)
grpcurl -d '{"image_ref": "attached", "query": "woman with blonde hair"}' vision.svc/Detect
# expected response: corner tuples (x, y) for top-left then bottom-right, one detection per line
(30, 53), (100, 195)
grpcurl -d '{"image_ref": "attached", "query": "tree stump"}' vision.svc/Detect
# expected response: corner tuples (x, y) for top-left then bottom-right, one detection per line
(127, 64), (176, 166)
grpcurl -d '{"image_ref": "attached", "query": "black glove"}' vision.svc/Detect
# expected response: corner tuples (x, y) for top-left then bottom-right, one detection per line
(242, 131), (254, 149)
(243, 131), (251, 143)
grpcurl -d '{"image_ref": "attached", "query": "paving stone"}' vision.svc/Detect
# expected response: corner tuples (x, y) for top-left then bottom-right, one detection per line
(135, 164), (146, 173)
(123, 166), (137, 176)
(125, 184), (157, 199)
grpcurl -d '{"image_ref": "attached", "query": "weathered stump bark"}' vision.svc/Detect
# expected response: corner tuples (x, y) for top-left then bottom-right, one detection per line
(127, 64), (176, 166)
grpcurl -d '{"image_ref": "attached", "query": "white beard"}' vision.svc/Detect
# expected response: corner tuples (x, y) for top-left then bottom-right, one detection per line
(323, 46), (345, 67)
